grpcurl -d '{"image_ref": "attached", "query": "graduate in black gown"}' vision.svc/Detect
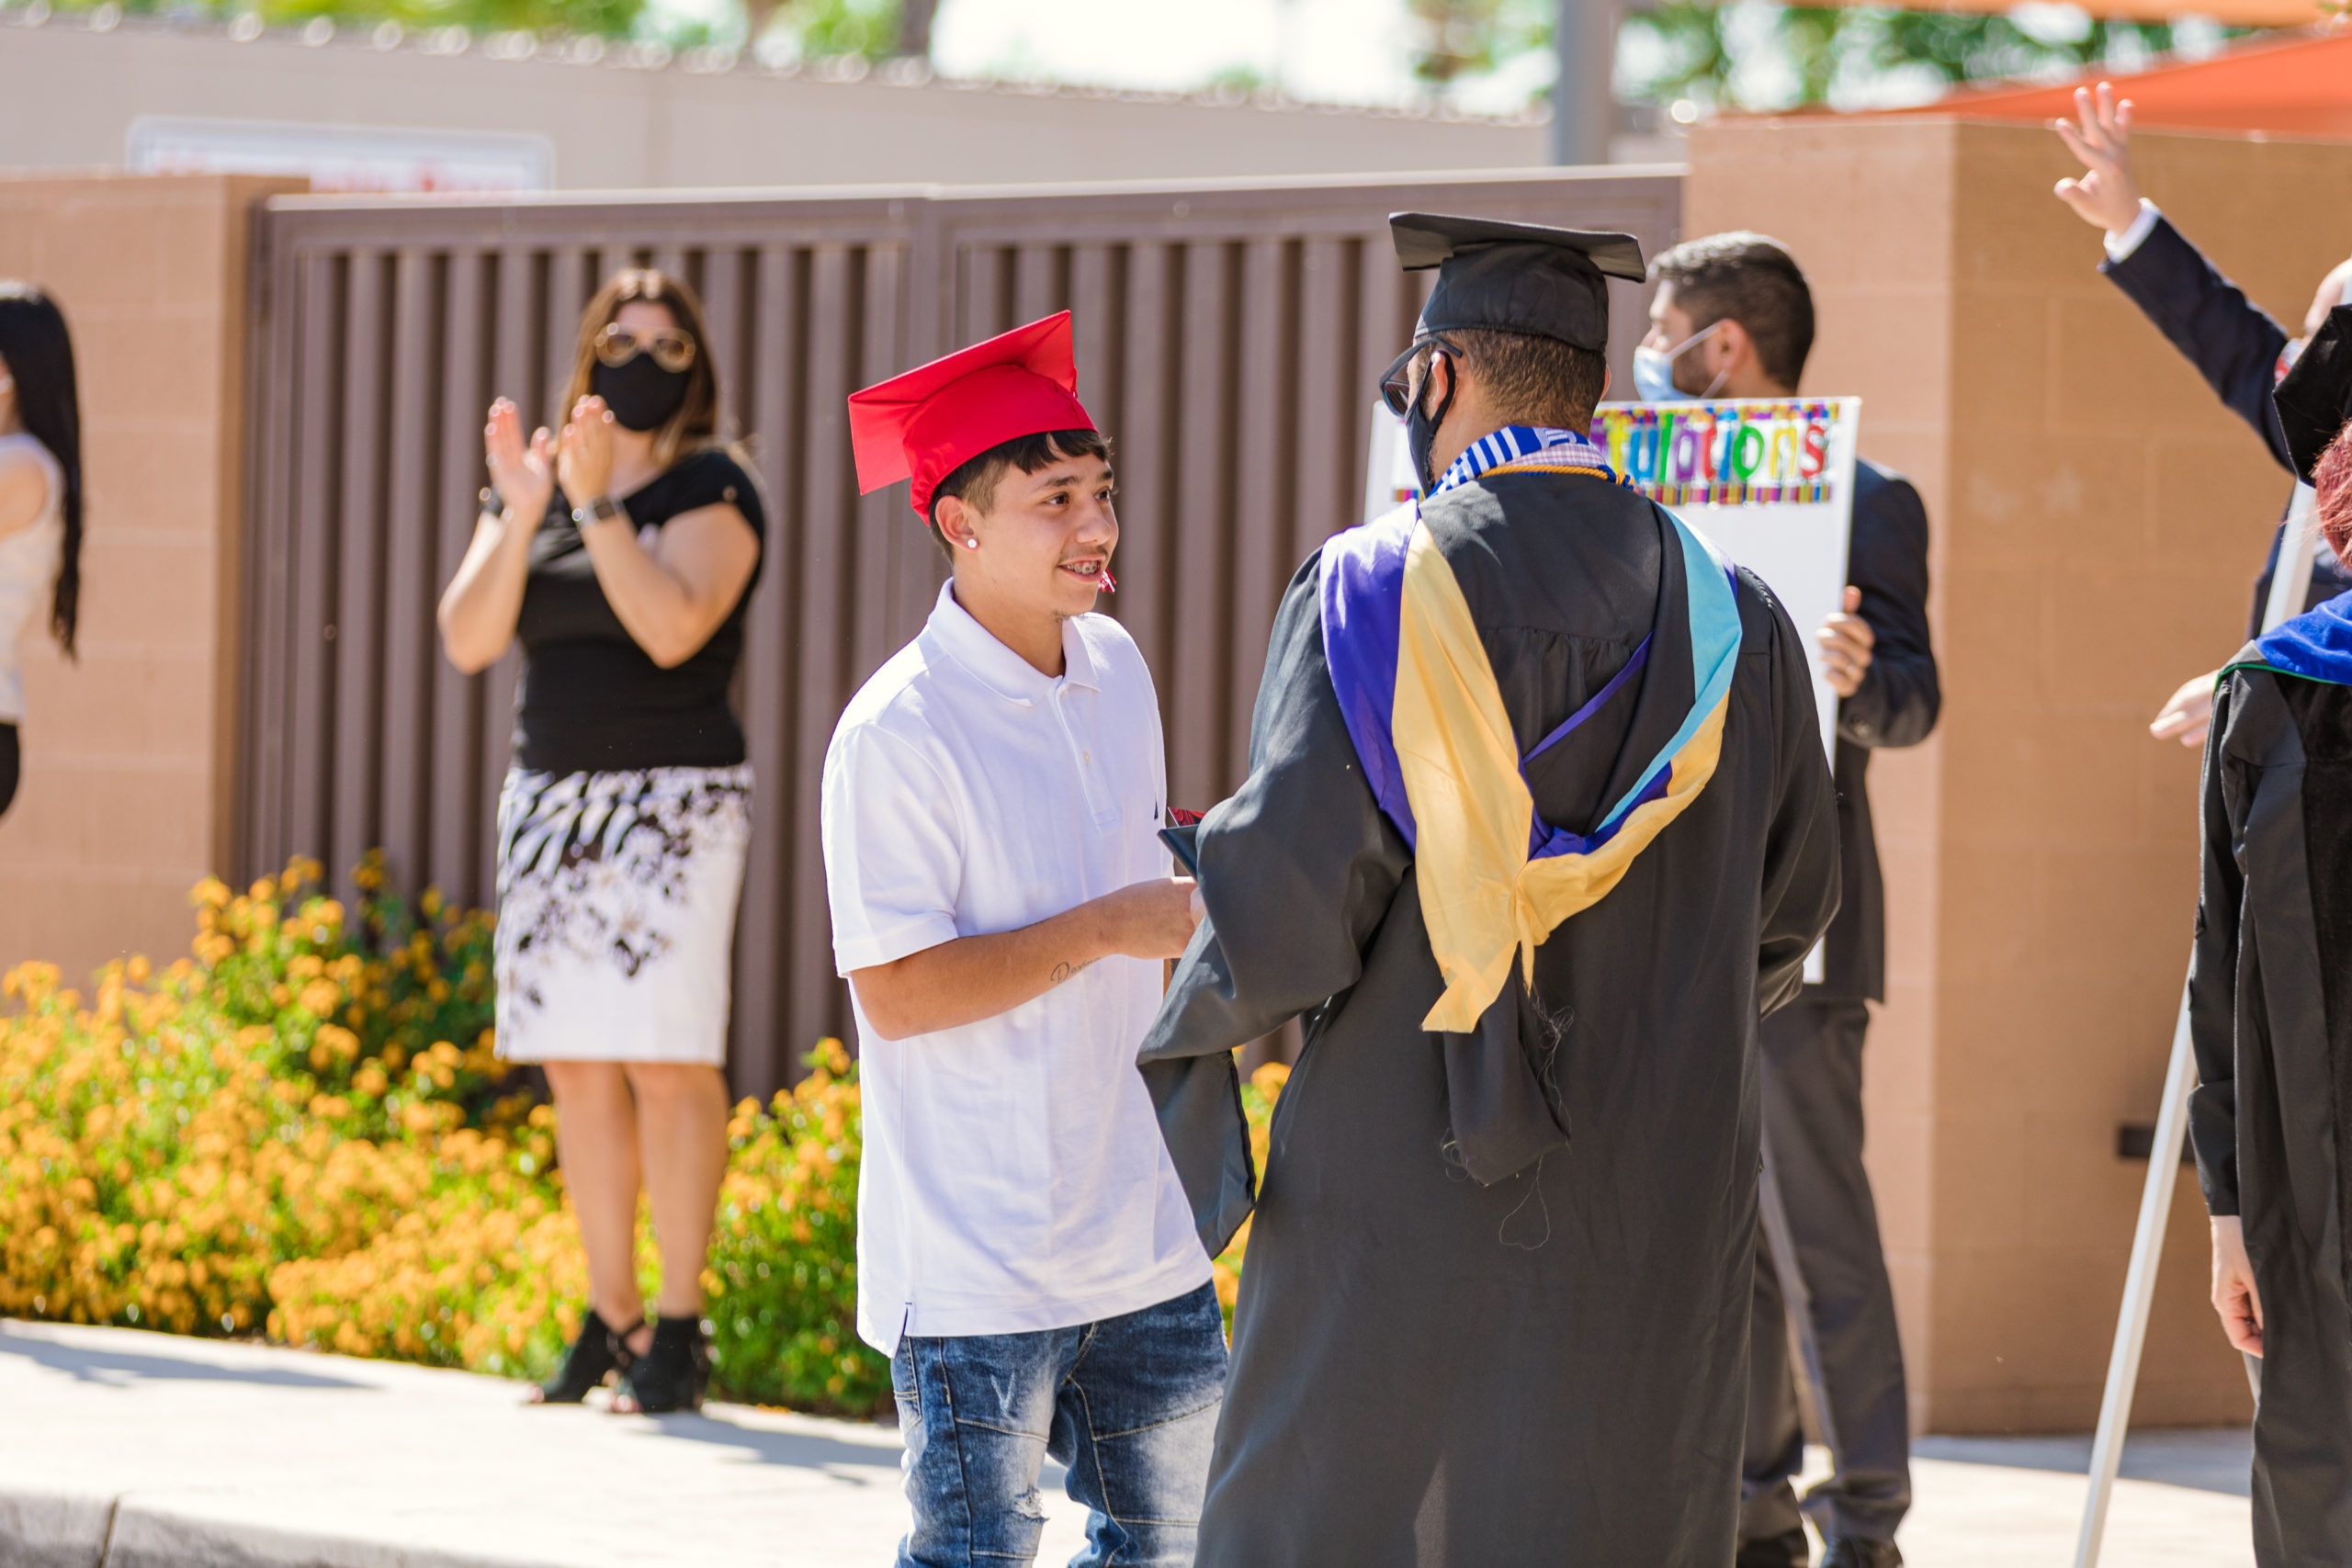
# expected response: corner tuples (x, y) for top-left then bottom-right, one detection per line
(2188, 305), (2352, 1568)
(1138, 214), (1842, 1566)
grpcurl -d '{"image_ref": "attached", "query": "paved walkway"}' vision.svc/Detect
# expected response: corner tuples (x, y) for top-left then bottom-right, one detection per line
(0, 1317), (2252, 1566)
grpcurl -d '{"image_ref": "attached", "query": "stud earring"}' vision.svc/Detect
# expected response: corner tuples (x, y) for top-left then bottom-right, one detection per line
(964, 538), (978, 550)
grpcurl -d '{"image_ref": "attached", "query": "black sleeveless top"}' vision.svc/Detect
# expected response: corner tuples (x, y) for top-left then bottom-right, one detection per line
(513, 447), (766, 775)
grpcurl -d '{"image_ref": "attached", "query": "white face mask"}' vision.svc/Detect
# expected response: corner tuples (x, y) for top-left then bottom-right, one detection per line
(1632, 320), (1726, 403)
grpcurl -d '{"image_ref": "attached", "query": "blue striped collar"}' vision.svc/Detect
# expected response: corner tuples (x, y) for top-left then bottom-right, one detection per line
(1432, 424), (1616, 496)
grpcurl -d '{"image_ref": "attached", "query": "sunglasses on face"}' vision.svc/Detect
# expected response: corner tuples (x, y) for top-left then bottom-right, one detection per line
(1378, 337), (1458, 419)
(594, 322), (698, 374)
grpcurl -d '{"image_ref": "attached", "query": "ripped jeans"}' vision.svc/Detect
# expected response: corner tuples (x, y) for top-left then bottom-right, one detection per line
(890, 1281), (1227, 1568)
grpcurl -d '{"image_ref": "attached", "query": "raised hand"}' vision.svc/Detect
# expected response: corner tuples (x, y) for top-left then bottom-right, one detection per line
(483, 398), (555, 526)
(2052, 81), (2143, 235)
(557, 395), (617, 508)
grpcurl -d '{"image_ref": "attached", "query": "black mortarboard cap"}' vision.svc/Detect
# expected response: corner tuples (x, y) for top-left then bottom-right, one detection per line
(2277, 305), (2352, 484)
(1390, 212), (1647, 354)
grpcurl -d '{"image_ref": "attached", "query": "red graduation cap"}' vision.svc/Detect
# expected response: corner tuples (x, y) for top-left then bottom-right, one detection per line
(848, 310), (1096, 520)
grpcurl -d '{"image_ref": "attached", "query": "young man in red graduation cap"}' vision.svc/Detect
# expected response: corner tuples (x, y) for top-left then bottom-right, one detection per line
(820, 311), (1223, 1568)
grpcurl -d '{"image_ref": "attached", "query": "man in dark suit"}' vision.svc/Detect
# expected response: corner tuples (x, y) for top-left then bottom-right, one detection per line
(1644, 232), (1940, 1568)
(2053, 80), (2352, 749)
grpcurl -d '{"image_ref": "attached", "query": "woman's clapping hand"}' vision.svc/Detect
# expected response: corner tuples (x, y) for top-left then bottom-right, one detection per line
(483, 399), (556, 526)
(557, 395), (619, 509)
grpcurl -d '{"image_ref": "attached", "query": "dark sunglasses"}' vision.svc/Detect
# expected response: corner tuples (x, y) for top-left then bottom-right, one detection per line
(1377, 337), (1459, 419)
(594, 322), (698, 374)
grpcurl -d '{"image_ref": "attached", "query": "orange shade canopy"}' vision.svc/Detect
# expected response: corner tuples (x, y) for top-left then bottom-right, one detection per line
(1872, 28), (2352, 138)
(1821, 0), (2336, 24)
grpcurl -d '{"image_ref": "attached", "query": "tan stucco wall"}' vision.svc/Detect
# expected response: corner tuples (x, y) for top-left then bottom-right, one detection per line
(0, 172), (302, 984)
(1690, 116), (2352, 1433)
(0, 17), (1547, 191)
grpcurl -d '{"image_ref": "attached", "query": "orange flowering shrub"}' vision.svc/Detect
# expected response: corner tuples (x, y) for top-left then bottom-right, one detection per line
(265, 1118), (579, 1376)
(0, 855), (897, 1415)
(0, 856), (1281, 1415)
(1212, 1059), (1288, 1326)
(0, 856), (507, 1340)
(704, 1040), (881, 1414)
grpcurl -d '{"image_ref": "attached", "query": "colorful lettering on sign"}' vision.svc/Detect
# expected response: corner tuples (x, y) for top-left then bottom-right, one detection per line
(1592, 400), (1843, 507)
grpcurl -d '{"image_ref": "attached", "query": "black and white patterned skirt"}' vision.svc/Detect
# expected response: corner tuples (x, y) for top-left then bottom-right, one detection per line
(492, 763), (752, 1066)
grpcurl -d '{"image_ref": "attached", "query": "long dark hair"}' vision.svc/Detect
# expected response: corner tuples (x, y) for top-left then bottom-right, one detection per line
(0, 285), (84, 659)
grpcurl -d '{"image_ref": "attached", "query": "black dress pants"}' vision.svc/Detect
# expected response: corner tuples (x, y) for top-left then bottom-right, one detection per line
(1741, 997), (1912, 1548)
(0, 722), (18, 820)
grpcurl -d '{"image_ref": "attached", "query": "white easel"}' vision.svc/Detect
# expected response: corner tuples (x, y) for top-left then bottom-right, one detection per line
(2074, 481), (2321, 1568)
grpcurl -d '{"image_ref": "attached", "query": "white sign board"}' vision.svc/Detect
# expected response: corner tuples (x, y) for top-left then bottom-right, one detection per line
(129, 116), (553, 194)
(1592, 397), (1861, 768)
(1363, 398), (1861, 763)
(1363, 399), (1421, 522)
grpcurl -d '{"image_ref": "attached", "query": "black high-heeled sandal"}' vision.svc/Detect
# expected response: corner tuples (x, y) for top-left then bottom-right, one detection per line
(530, 1310), (641, 1405)
(613, 1314), (708, 1415)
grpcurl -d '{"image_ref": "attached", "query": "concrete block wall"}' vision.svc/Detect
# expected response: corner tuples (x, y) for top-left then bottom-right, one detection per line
(1689, 116), (2352, 1432)
(0, 172), (300, 985)
(0, 20), (1552, 192)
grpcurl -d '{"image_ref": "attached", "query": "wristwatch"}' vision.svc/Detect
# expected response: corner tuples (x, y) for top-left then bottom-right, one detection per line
(571, 494), (626, 530)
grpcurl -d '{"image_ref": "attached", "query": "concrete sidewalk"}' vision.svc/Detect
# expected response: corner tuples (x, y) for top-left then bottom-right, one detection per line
(0, 1317), (2252, 1566)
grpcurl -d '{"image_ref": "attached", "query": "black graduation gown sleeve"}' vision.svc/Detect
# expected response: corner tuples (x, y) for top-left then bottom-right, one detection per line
(1138, 549), (1410, 1254)
(1753, 570), (1846, 1020)
(2187, 673), (2245, 1218)
(1837, 467), (1939, 752)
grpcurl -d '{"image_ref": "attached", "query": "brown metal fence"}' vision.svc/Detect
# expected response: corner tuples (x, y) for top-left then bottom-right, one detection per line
(238, 166), (1683, 1095)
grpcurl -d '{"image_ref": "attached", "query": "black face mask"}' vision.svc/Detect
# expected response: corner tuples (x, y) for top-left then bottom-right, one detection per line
(591, 355), (691, 433)
(1405, 351), (1456, 496)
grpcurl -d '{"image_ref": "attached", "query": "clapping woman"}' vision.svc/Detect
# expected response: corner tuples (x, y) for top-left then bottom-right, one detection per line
(0, 285), (85, 822)
(436, 269), (764, 1414)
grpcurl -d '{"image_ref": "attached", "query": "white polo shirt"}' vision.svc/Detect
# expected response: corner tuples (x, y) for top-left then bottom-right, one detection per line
(820, 581), (1211, 1357)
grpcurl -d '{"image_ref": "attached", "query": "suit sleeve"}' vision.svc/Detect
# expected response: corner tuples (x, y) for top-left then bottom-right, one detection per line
(1755, 574), (1844, 1017)
(2185, 675), (2245, 1218)
(2100, 215), (2295, 472)
(1838, 473), (1939, 751)
(1138, 549), (1411, 1252)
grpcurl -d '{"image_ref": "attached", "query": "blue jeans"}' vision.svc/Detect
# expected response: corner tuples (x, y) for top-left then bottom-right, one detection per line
(890, 1281), (1226, 1568)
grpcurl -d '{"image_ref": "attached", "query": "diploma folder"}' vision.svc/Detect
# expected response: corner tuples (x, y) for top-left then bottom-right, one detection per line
(1158, 824), (1202, 877)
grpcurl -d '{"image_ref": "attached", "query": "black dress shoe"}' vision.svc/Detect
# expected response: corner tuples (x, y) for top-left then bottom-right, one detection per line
(612, 1313), (709, 1415)
(1819, 1539), (1902, 1568)
(1736, 1529), (1809, 1568)
(528, 1310), (639, 1404)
